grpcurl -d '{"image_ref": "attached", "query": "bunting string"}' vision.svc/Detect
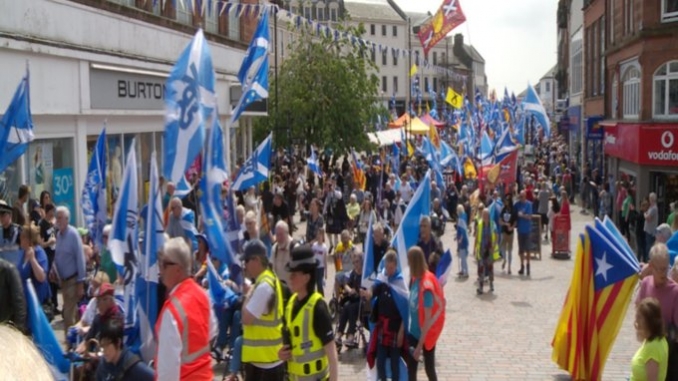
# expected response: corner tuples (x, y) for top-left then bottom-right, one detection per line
(155, 0), (467, 81)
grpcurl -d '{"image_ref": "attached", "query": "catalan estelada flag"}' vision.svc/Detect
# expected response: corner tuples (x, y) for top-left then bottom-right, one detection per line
(351, 149), (366, 190)
(551, 218), (640, 381)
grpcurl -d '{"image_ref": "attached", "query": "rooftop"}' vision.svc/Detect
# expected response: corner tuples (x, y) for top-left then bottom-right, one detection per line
(344, 0), (405, 22)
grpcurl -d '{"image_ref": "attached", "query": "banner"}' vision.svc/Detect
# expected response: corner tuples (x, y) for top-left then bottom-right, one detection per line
(52, 168), (75, 215)
(417, 0), (467, 56)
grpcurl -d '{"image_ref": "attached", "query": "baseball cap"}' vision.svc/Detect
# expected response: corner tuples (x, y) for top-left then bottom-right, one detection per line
(96, 283), (115, 298)
(241, 239), (268, 262)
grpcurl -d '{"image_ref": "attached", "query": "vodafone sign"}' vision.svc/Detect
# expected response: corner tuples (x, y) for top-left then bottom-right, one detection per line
(604, 123), (678, 166)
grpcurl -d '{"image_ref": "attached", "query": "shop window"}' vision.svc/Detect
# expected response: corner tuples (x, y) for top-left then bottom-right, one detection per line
(621, 64), (640, 119)
(570, 28), (583, 95)
(228, 4), (240, 41)
(653, 61), (678, 118)
(176, 3), (192, 25)
(27, 138), (75, 214)
(662, 0), (678, 22)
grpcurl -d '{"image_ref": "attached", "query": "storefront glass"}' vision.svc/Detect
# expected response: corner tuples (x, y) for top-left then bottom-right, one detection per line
(1, 162), (22, 205)
(651, 171), (678, 224)
(26, 138), (75, 212)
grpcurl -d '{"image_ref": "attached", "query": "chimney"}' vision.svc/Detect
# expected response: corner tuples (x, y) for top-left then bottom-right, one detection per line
(454, 33), (464, 48)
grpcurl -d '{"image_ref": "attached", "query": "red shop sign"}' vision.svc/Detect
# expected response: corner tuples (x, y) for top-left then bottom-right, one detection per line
(604, 123), (678, 167)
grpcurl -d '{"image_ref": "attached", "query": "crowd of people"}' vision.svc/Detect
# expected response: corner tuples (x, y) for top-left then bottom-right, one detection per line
(0, 132), (677, 381)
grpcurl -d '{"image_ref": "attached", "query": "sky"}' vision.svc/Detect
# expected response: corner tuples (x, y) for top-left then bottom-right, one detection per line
(394, 0), (558, 95)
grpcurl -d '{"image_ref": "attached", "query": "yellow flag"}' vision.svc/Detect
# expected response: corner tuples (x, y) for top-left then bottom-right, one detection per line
(445, 87), (463, 109)
(409, 64), (418, 77)
(487, 163), (501, 184)
(463, 158), (477, 179)
(429, 124), (440, 150)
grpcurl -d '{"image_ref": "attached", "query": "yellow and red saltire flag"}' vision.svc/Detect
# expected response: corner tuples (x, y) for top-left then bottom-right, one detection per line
(551, 220), (640, 381)
(417, 0), (467, 56)
(350, 149), (366, 190)
(429, 124), (440, 150)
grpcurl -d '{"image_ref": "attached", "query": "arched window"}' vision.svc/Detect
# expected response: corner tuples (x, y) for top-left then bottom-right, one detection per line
(653, 61), (678, 118)
(611, 73), (619, 119)
(621, 64), (640, 119)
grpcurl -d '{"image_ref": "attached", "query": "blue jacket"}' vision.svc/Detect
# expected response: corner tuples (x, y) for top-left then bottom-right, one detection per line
(96, 348), (154, 381)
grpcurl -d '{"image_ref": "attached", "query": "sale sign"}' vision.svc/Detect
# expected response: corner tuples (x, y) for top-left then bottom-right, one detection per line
(53, 167), (76, 214)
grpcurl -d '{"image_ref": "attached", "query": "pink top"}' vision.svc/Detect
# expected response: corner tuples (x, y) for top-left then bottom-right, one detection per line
(636, 277), (678, 330)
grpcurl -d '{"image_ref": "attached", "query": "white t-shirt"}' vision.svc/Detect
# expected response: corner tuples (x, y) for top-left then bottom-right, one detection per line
(311, 242), (328, 269)
(400, 182), (413, 203)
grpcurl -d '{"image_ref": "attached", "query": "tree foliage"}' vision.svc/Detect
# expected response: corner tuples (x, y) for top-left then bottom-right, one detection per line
(255, 22), (383, 154)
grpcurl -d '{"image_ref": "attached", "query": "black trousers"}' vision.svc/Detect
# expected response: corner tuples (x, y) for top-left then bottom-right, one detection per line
(244, 363), (285, 381)
(666, 341), (678, 381)
(404, 334), (437, 381)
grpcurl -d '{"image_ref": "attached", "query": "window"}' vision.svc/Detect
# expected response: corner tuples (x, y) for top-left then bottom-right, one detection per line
(330, 7), (337, 21)
(371, 49), (376, 63)
(370, 24), (375, 35)
(591, 24), (597, 96)
(393, 53), (398, 66)
(382, 76), (388, 93)
(317, 3), (326, 21)
(433, 52), (437, 66)
(291, 6), (298, 14)
(382, 50), (387, 66)
(546, 82), (551, 92)
(424, 77), (429, 92)
(393, 76), (399, 93)
(304, 6), (311, 19)
(624, 0), (633, 34)
(621, 63), (641, 118)
(653, 61), (678, 117)
(392, 25), (398, 37)
(433, 78), (437, 92)
(600, 17), (605, 95)
(611, 73), (619, 118)
(204, 7), (218, 33)
(571, 27), (583, 95)
(228, 7), (240, 40)
(662, 0), (678, 22)
(176, 3), (192, 24)
(382, 25), (387, 36)
(26, 138), (76, 215)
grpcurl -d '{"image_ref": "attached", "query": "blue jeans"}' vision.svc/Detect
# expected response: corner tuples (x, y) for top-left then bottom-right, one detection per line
(376, 344), (400, 381)
(316, 267), (325, 297)
(216, 308), (242, 349)
(645, 233), (656, 262)
(458, 249), (468, 275)
(229, 335), (243, 374)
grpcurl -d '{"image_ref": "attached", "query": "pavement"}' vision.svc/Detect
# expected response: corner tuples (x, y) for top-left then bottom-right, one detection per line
(256, 208), (636, 381)
(51, 208), (638, 381)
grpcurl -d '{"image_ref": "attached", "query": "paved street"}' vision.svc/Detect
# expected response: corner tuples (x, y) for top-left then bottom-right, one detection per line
(269, 208), (638, 381)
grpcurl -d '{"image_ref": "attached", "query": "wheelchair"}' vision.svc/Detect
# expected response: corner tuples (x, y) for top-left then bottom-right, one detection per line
(331, 287), (370, 355)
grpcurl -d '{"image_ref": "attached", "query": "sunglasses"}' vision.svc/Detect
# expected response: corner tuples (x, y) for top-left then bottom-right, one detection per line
(160, 260), (178, 269)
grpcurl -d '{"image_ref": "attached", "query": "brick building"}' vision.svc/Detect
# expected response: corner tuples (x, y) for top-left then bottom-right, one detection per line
(583, 0), (678, 221)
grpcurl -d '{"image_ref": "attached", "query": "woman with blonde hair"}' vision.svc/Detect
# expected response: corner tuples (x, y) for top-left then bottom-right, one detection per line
(630, 298), (668, 381)
(18, 223), (50, 305)
(405, 246), (445, 381)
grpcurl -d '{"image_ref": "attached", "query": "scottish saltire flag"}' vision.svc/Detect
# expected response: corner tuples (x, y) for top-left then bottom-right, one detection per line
(390, 170), (431, 283)
(0, 68), (34, 173)
(82, 128), (107, 250)
(479, 130), (494, 167)
(224, 191), (244, 285)
(200, 110), (231, 265)
(422, 137), (444, 192)
(306, 150), (322, 176)
(440, 140), (462, 174)
(436, 249), (453, 287)
(26, 279), (69, 380)
(522, 83), (551, 137)
(494, 126), (518, 163)
(108, 141), (139, 329)
(180, 207), (199, 251)
(231, 10), (270, 124)
(163, 29), (216, 188)
(231, 133), (272, 191)
(513, 114), (526, 146)
(131, 151), (163, 362)
(206, 255), (238, 309)
(361, 213), (375, 288)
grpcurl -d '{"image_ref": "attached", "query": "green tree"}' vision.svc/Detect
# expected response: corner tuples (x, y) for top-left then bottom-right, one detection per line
(255, 22), (383, 154)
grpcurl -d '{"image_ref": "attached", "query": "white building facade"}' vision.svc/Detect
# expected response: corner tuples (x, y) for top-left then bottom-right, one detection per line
(0, 0), (258, 224)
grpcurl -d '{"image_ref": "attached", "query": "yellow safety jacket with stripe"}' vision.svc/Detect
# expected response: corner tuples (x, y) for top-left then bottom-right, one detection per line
(474, 220), (501, 261)
(242, 269), (284, 363)
(285, 292), (329, 381)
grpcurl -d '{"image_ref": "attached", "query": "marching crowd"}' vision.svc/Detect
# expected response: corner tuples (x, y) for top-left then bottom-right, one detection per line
(1, 133), (678, 381)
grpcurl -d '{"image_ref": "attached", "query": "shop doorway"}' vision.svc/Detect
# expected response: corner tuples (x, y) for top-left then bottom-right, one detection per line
(651, 172), (678, 224)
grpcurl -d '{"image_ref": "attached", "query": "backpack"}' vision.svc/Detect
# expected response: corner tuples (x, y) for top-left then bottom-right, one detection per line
(116, 353), (141, 381)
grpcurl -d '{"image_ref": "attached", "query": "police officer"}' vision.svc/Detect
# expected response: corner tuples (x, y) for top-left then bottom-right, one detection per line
(241, 240), (285, 380)
(279, 246), (338, 381)
(0, 200), (21, 250)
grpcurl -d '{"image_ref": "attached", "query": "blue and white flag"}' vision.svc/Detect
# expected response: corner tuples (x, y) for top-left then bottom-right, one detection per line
(224, 190), (244, 285)
(436, 249), (453, 287)
(493, 126), (518, 163)
(82, 128), (107, 250)
(231, 133), (272, 191)
(522, 83), (551, 137)
(0, 68), (34, 173)
(163, 29), (216, 188)
(306, 149), (322, 176)
(230, 10), (270, 124)
(132, 151), (163, 362)
(479, 130), (495, 167)
(108, 140), (139, 330)
(440, 139), (462, 175)
(361, 213), (375, 288)
(26, 279), (69, 380)
(390, 170), (431, 283)
(180, 207), (199, 251)
(200, 110), (231, 265)
(206, 255), (238, 310)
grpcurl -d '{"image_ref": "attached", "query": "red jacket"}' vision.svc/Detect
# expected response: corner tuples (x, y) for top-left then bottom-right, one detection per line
(416, 271), (446, 351)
